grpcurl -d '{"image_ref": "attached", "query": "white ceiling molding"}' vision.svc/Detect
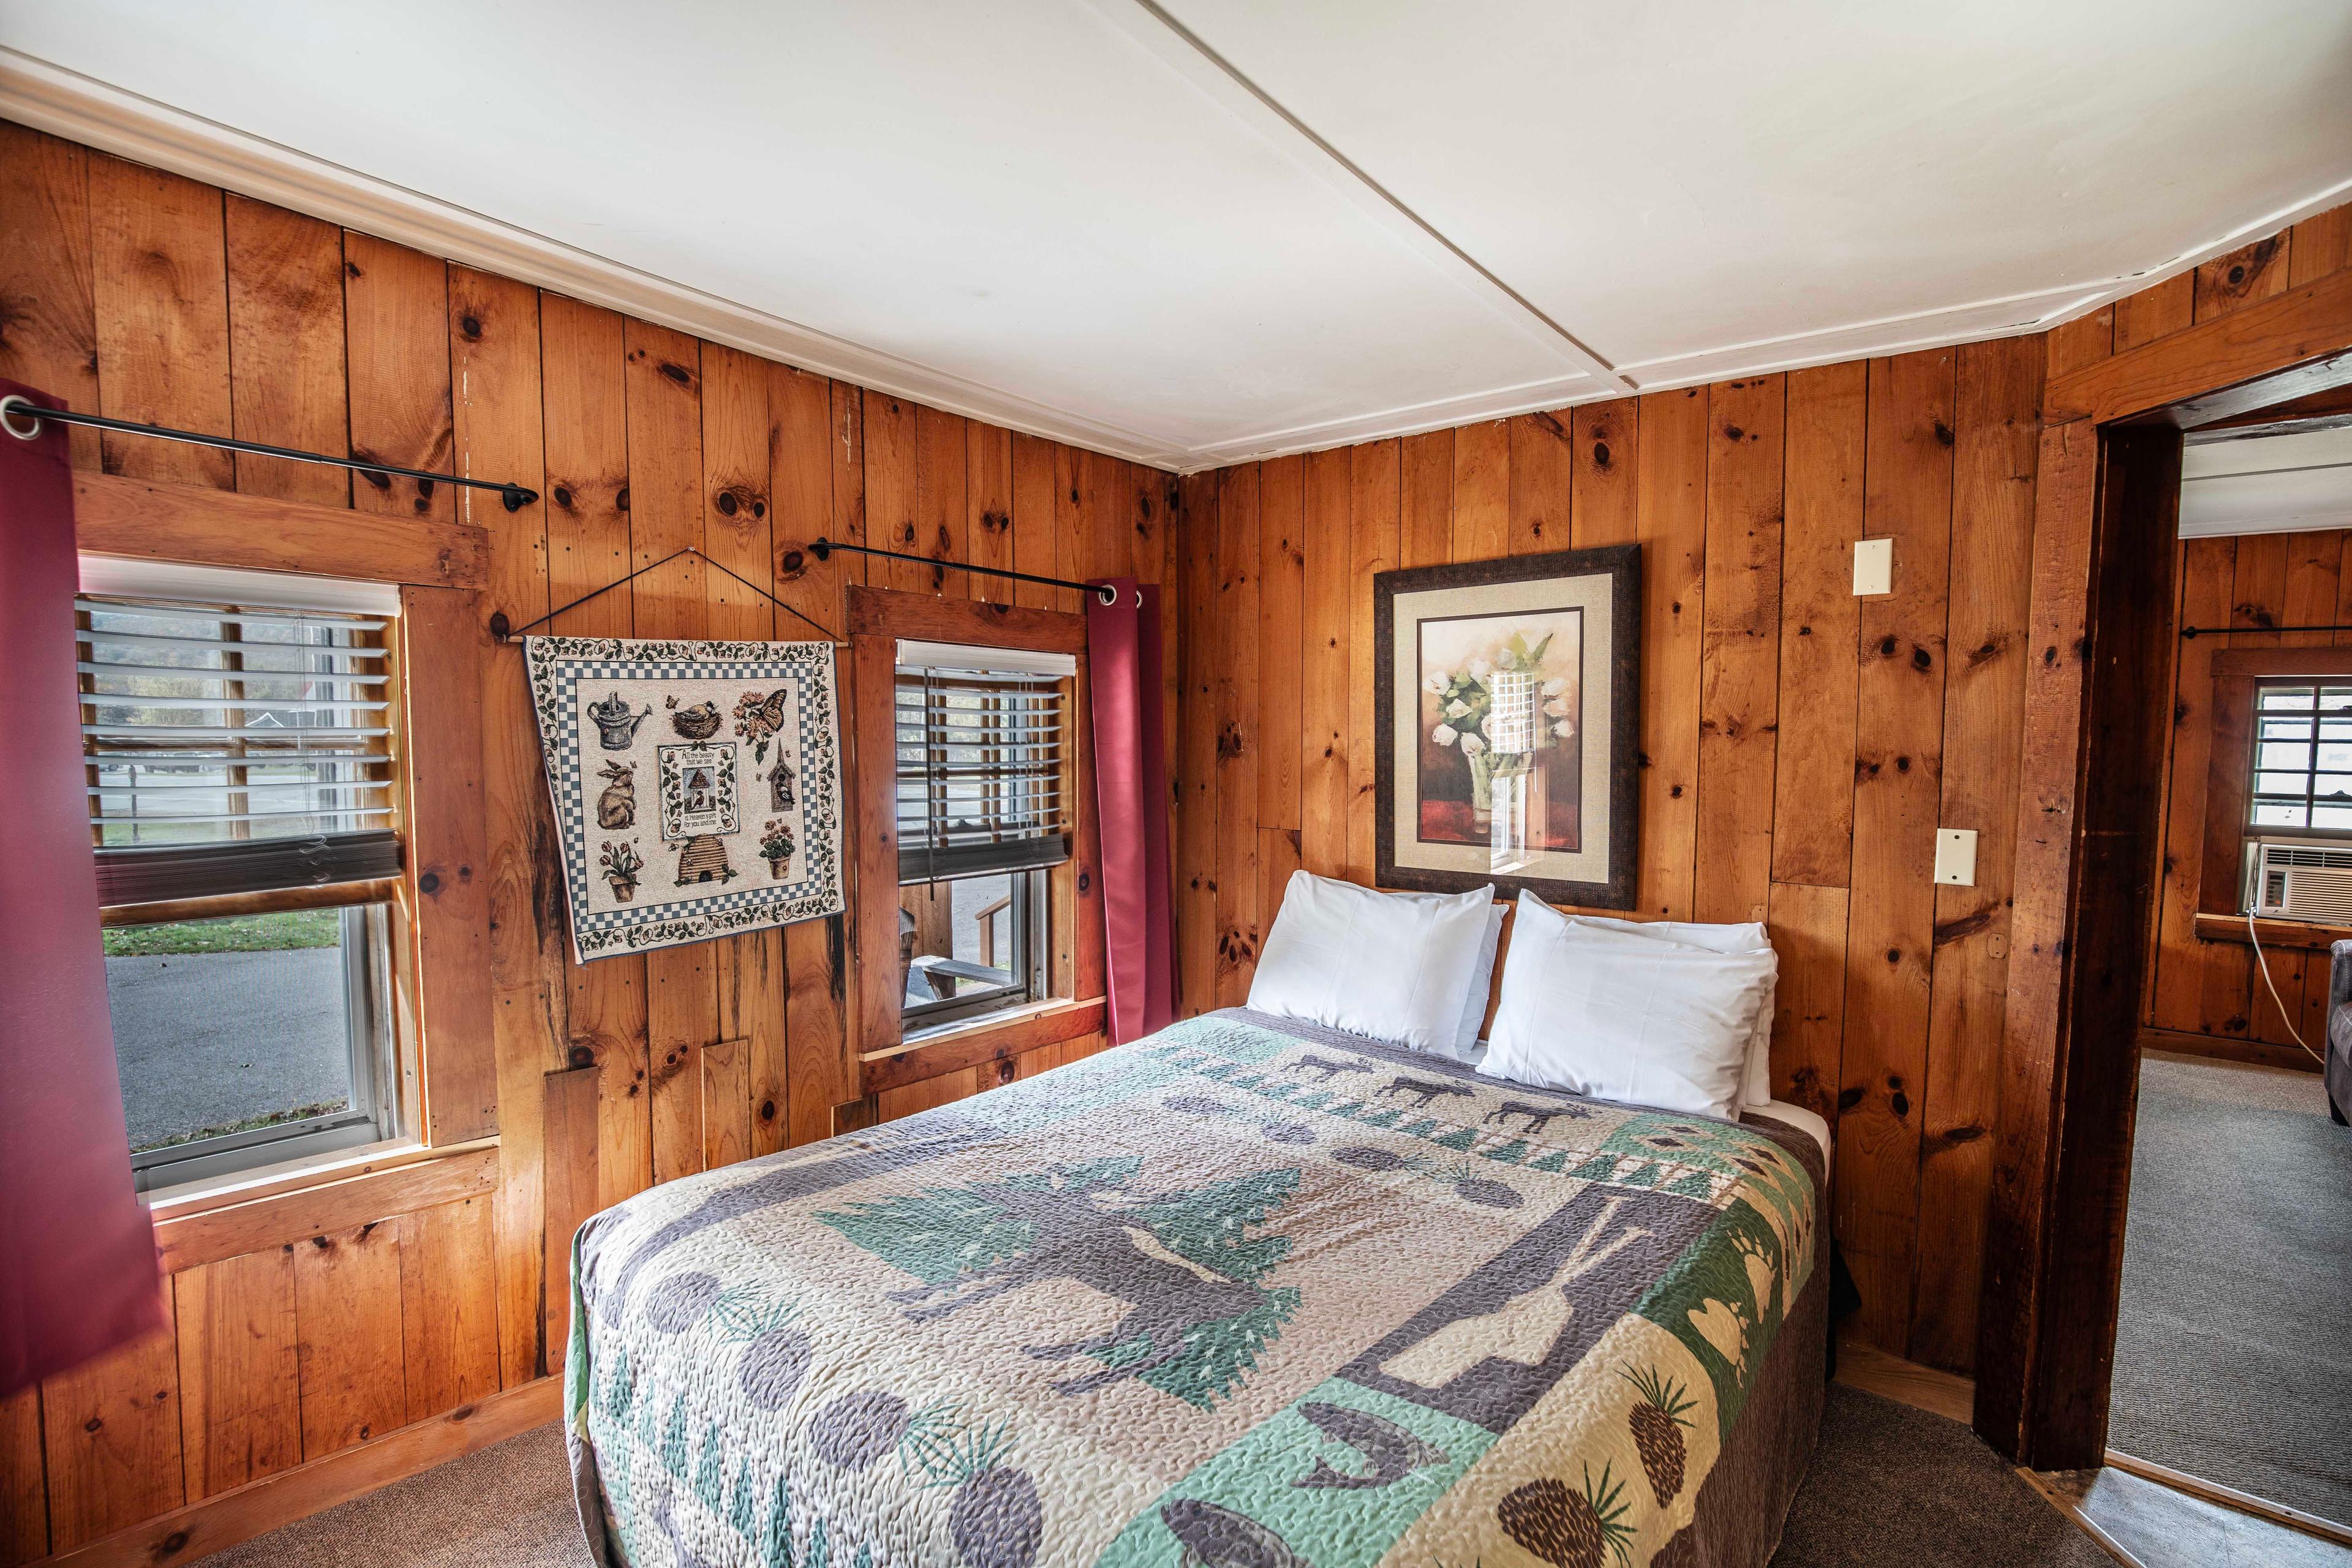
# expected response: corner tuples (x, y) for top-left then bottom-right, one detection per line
(6, 12), (2351, 475)
(1189, 371), (1612, 466)
(0, 47), (1195, 472)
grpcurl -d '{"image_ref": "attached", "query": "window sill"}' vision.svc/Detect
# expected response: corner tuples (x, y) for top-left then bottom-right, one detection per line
(148, 1136), (500, 1273)
(2191, 911), (2352, 952)
(862, 996), (1107, 1095)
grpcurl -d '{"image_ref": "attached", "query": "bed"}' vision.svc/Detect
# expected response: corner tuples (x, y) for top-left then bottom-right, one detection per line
(565, 1007), (1830, 1568)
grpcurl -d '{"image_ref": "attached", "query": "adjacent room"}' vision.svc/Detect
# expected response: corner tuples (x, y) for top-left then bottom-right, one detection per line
(2, 7), (2349, 1568)
(2108, 388), (2352, 1532)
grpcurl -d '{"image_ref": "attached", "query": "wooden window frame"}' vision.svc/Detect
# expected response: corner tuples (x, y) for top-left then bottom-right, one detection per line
(846, 586), (1104, 1092)
(78, 473), (499, 1199)
(2196, 646), (2352, 916)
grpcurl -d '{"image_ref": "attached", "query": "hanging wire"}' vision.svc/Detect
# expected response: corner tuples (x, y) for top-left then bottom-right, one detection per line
(489, 547), (841, 643)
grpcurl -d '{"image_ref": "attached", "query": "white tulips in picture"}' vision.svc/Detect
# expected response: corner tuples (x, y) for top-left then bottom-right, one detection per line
(1417, 620), (1581, 849)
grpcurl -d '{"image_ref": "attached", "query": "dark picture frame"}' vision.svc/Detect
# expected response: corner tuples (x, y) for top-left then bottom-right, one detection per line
(1374, 543), (1641, 908)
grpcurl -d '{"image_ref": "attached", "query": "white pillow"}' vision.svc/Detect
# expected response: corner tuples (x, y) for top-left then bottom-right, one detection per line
(1248, 872), (1495, 1053)
(1567, 914), (1779, 1106)
(1482, 891), (1772, 1121)
(1452, 902), (1508, 1054)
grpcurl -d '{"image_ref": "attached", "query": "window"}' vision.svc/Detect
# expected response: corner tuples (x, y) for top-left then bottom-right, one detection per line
(2246, 679), (2352, 833)
(80, 561), (406, 1191)
(894, 639), (1073, 1030)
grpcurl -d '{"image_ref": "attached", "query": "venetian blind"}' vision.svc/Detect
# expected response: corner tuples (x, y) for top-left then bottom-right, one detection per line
(895, 642), (1075, 884)
(80, 593), (402, 906)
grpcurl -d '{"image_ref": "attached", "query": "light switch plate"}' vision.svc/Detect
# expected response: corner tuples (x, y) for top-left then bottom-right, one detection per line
(1853, 537), (1894, 596)
(1934, 827), (1978, 887)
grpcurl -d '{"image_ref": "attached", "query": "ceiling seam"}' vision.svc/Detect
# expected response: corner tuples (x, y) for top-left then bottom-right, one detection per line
(1097, 0), (1639, 396)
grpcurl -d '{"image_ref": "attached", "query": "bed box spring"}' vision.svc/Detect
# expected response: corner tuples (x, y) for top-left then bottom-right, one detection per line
(565, 1007), (1828, 1567)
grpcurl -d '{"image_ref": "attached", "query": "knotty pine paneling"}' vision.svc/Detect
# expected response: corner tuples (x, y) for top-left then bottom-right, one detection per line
(0, 122), (1142, 1562)
(1169, 195), (2352, 1376)
(1175, 352), (2036, 1373)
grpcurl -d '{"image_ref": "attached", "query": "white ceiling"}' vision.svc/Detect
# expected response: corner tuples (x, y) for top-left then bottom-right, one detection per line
(2180, 426), (2352, 538)
(5, 1), (2350, 471)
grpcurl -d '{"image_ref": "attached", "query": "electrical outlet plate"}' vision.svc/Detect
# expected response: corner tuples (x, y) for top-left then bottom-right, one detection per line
(1853, 537), (1893, 596)
(1934, 827), (1977, 887)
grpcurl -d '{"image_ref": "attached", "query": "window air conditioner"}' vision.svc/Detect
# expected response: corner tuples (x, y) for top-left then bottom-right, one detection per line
(2248, 840), (2352, 921)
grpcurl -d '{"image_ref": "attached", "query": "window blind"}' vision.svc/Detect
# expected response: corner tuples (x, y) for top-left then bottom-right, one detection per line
(80, 594), (402, 906)
(2248, 678), (2352, 832)
(895, 646), (1072, 884)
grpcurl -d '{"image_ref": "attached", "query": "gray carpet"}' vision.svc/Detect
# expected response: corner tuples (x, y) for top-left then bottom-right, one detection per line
(1771, 1385), (2110, 1567)
(197, 1425), (587, 1568)
(194, 1386), (2102, 1567)
(2109, 1052), (2352, 1529)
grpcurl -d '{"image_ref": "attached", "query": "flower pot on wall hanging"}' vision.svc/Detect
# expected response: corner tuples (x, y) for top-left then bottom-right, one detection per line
(1373, 543), (1642, 909)
(526, 635), (845, 962)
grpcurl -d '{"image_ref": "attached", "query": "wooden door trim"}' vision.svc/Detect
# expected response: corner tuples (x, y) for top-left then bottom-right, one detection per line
(1979, 277), (2352, 1468)
(2043, 266), (2352, 426)
(74, 472), (488, 589)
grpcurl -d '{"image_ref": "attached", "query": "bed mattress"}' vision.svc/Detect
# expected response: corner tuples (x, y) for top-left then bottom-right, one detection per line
(565, 1007), (1829, 1567)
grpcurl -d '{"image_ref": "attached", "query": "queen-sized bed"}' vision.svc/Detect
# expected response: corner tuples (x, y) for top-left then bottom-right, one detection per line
(565, 1008), (1828, 1568)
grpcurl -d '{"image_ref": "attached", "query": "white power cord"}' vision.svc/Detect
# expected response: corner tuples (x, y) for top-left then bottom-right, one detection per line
(2245, 907), (2329, 1065)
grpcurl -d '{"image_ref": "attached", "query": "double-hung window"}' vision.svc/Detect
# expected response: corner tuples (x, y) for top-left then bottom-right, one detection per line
(81, 559), (405, 1191)
(894, 639), (1074, 1031)
(2246, 678), (2352, 834)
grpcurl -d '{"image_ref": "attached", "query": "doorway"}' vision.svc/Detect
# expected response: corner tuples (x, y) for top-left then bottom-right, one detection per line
(1972, 271), (2352, 1530)
(2106, 393), (2352, 1530)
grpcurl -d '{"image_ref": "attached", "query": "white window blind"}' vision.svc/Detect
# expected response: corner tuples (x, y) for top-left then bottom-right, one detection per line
(894, 643), (1074, 884)
(80, 593), (402, 905)
(2248, 679), (2352, 832)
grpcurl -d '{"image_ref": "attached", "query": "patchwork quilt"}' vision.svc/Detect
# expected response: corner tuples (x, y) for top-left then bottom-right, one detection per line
(565, 1010), (1826, 1568)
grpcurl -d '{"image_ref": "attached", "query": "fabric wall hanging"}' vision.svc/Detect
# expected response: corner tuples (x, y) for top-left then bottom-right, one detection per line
(526, 635), (845, 962)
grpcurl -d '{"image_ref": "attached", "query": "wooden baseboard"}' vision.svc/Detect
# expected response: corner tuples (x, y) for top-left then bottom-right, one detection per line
(2138, 1026), (2324, 1074)
(1831, 1327), (1977, 1426)
(39, 1376), (560, 1568)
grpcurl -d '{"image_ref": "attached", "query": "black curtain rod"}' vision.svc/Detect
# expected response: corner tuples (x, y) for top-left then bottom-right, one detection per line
(810, 537), (1121, 605)
(1, 393), (540, 512)
(2180, 624), (2352, 638)
(490, 547), (842, 644)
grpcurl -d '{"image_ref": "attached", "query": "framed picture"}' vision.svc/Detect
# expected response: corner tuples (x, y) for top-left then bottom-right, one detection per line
(1374, 543), (1640, 908)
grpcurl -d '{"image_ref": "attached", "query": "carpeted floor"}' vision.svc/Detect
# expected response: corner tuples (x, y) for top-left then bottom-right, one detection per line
(2109, 1051), (2352, 1528)
(194, 1384), (2104, 1567)
(1773, 1385), (2111, 1567)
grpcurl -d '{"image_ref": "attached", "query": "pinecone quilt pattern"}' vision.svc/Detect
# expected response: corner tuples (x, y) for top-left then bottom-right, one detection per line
(564, 1012), (1822, 1568)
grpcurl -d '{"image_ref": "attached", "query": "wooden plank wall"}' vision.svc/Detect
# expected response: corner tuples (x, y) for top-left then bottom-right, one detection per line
(1172, 342), (2046, 1371)
(1169, 198), (2352, 1374)
(0, 122), (1140, 1561)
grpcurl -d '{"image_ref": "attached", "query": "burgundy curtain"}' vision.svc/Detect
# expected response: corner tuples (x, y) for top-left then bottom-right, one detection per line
(1085, 577), (1175, 1044)
(1, 381), (162, 1397)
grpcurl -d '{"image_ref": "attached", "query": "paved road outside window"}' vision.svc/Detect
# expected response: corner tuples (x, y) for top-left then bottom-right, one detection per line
(107, 949), (352, 1150)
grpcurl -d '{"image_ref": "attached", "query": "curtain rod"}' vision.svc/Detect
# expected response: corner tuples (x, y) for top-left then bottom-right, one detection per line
(2180, 624), (2352, 638)
(810, 537), (1122, 605)
(1, 394), (540, 512)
